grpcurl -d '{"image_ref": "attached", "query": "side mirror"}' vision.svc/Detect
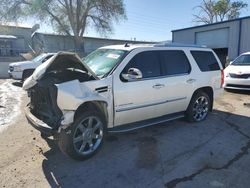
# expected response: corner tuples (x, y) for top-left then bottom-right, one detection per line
(121, 68), (143, 81)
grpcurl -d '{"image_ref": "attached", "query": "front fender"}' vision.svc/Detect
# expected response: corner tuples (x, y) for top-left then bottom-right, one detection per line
(56, 80), (109, 111)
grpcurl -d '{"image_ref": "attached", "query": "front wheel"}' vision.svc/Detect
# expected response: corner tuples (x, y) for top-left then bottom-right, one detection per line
(186, 91), (211, 122)
(58, 111), (106, 160)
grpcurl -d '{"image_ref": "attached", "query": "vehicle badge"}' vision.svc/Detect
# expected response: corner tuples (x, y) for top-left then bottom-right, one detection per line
(237, 71), (243, 75)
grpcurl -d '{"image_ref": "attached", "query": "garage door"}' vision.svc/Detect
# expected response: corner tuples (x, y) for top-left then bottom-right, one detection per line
(195, 28), (229, 48)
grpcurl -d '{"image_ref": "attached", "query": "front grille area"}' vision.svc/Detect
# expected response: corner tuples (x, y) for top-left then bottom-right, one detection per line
(29, 85), (62, 128)
(229, 73), (250, 79)
(9, 66), (14, 72)
(226, 84), (250, 89)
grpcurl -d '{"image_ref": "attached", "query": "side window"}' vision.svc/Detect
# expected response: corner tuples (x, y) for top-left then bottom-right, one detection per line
(159, 50), (191, 76)
(123, 51), (161, 79)
(42, 55), (53, 63)
(191, 51), (220, 71)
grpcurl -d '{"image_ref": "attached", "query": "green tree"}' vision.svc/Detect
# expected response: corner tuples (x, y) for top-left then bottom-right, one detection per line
(0, 0), (127, 52)
(194, 0), (248, 24)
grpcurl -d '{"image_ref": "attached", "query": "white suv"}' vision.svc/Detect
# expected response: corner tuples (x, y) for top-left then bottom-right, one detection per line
(23, 43), (223, 160)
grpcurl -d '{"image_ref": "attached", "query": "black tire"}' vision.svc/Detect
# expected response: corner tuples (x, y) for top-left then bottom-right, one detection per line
(22, 69), (34, 82)
(41, 132), (49, 139)
(58, 110), (106, 160)
(186, 91), (211, 122)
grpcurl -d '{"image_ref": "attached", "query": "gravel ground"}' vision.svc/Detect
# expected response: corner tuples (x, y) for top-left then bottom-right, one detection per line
(0, 80), (250, 188)
(0, 79), (24, 132)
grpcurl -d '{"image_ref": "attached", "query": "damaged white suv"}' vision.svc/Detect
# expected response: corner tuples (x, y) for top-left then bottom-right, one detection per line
(23, 43), (223, 160)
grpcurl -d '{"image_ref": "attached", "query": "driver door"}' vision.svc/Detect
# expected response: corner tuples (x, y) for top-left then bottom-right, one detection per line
(113, 50), (162, 126)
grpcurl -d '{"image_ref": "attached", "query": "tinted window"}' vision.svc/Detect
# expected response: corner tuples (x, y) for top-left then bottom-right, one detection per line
(159, 50), (191, 75)
(123, 51), (161, 79)
(191, 51), (220, 71)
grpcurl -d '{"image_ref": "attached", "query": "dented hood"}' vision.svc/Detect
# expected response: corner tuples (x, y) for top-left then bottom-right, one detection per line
(23, 51), (97, 90)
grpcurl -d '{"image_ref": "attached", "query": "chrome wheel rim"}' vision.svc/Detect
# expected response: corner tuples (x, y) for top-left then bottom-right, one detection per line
(73, 116), (103, 155)
(193, 96), (209, 121)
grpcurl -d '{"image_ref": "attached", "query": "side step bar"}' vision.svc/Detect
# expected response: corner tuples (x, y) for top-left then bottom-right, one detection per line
(108, 112), (185, 133)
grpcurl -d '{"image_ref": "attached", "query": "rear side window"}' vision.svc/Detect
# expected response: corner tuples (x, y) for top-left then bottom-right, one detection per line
(159, 50), (191, 76)
(191, 51), (220, 71)
(123, 51), (161, 79)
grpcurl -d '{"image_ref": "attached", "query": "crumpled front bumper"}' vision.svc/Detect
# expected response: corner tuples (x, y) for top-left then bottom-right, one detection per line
(25, 106), (56, 136)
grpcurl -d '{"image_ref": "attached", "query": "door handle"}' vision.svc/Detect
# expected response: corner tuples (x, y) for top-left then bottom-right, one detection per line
(186, 79), (196, 84)
(153, 84), (165, 89)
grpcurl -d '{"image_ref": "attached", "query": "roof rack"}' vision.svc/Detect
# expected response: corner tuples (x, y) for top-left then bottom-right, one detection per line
(154, 42), (207, 48)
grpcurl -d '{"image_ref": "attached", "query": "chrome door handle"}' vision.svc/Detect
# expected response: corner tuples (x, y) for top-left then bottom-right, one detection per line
(153, 84), (165, 89)
(186, 79), (196, 84)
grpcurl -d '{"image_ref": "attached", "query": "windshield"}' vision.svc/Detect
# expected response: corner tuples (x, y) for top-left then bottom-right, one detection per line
(232, 55), (250, 65)
(32, 54), (46, 63)
(83, 49), (127, 77)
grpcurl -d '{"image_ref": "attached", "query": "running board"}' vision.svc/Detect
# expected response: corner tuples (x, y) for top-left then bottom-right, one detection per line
(108, 112), (185, 133)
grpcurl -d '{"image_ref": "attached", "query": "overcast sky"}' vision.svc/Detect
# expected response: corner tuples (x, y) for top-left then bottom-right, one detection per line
(28, 0), (250, 42)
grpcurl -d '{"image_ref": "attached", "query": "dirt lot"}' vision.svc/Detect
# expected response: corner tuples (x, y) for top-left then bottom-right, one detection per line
(0, 79), (250, 188)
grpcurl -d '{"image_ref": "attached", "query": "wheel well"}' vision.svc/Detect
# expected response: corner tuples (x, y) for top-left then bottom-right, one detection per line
(74, 101), (108, 123)
(193, 87), (214, 111)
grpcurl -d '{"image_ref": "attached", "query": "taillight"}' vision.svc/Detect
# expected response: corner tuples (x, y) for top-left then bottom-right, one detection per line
(221, 69), (224, 88)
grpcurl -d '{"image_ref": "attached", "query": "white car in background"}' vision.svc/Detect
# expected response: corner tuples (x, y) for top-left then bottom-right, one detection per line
(8, 53), (55, 81)
(224, 52), (250, 90)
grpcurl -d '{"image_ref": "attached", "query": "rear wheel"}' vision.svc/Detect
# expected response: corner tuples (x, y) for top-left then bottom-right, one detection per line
(186, 91), (211, 122)
(58, 111), (106, 160)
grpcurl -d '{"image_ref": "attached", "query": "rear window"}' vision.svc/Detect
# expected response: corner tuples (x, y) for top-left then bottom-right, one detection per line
(191, 51), (220, 71)
(159, 50), (191, 76)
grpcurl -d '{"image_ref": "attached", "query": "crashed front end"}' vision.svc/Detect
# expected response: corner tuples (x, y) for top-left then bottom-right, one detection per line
(25, 80), (62, 135)
(23, 52), (97, 136)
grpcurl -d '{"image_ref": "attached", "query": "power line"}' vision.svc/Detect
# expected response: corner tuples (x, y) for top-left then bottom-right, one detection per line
(119, 23), (169, 33)
(126, 19), (180, 28)
(114, 23), (169, 34)
(127, 11), (187, 24)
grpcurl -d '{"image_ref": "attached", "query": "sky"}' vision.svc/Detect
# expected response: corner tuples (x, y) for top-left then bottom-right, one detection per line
(32, 0), (250, 42)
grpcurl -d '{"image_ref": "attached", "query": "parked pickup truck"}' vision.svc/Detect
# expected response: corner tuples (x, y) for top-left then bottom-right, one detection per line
(23, 43), (223, 160)
(9, 53), (55, 81)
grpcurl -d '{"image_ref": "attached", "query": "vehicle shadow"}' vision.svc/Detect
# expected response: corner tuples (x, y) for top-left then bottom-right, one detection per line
(11, 81), (23, 88)
(224, 88), (250, 95)
(41, 109), (250, 188)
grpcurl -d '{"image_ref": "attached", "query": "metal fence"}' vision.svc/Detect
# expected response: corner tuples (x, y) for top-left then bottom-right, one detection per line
(0, 47), (30, 57)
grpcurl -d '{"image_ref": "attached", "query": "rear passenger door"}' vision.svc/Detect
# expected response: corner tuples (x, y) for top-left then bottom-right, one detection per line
(151, 50), (194, 117)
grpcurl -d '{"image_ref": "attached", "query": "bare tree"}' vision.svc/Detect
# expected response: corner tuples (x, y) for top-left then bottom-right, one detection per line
(193, 0), (248, 24)
(0, 0), (127, 52)
(193, 0), (216, 24)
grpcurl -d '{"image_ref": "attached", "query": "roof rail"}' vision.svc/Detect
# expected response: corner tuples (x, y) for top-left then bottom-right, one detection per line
(154, 42), (207, 48)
